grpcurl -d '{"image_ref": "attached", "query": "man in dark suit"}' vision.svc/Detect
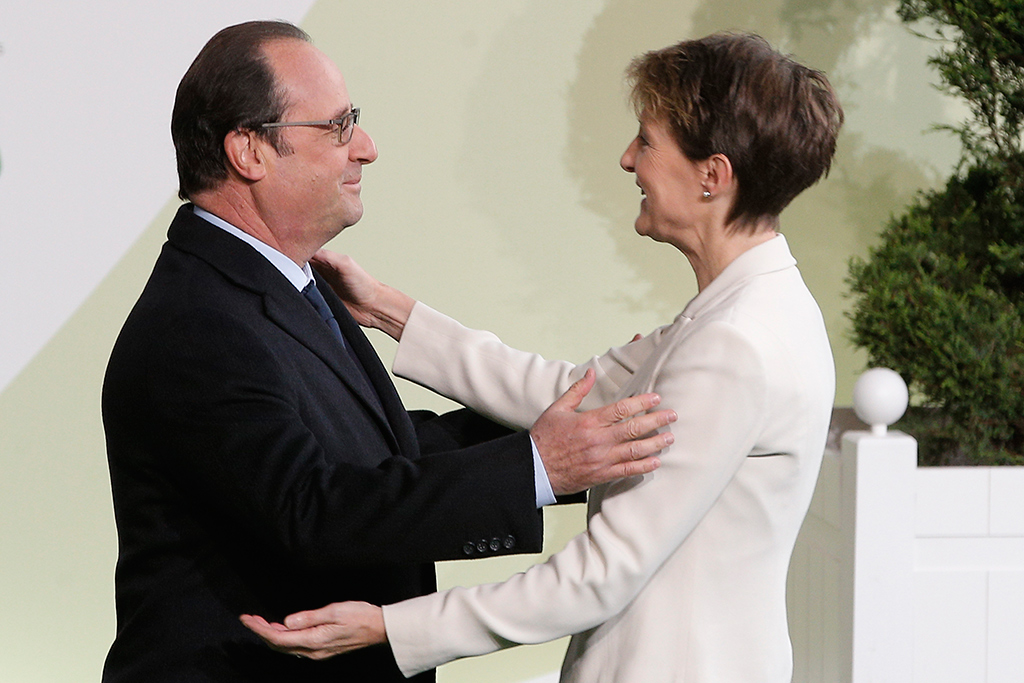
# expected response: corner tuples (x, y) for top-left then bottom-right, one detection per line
(101, 21), (673, 683)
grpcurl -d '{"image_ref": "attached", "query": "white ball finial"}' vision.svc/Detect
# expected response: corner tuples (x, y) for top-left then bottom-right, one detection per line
(853, 368), (909, 436)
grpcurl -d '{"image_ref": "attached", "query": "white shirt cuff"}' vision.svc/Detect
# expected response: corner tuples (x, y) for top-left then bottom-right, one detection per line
(531, 435), (556, 507)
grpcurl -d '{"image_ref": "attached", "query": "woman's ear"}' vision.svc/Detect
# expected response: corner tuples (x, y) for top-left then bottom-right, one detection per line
(223, 129), (268, 182)
(701, 153), (735, 196)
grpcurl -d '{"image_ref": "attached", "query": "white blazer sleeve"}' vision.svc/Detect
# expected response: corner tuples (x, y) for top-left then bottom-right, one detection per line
(384, 310), (769, 677)
(393, 302), (669, 429)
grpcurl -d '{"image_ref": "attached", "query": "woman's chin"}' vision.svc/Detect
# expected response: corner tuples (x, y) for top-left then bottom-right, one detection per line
(633, 219), (659, 242)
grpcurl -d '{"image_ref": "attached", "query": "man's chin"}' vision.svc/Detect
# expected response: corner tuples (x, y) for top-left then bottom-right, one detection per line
(337, 204), (364, 232)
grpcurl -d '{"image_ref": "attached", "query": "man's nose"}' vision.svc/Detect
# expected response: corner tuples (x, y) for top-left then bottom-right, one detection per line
(351, 125), (378, 164)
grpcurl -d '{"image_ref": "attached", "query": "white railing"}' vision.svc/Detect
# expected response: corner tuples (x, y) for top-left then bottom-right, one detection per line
(787, 371), (1024, 683)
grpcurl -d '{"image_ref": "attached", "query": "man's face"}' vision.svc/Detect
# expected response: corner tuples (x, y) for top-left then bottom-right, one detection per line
(258, 39), (378, 252)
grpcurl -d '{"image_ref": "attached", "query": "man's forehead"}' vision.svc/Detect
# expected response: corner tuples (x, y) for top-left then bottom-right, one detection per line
(264, 39), (351, 113)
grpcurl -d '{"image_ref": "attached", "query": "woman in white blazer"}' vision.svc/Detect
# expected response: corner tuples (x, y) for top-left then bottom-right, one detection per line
(244, 33), (843, 682)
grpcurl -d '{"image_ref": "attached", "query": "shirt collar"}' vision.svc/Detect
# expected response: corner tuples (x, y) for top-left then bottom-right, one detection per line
(192, 205), (313, 292)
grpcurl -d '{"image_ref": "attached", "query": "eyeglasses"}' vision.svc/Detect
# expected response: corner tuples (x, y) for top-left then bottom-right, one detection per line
(260, 107), (360, 145)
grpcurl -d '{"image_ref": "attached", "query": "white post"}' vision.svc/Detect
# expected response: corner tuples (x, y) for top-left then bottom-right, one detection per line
(841, 430), (917, 682)
(841, 368), (918, 683)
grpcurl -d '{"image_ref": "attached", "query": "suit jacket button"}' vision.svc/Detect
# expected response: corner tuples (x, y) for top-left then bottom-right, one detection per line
(463, 543), (475, 555)
(489, 537), (501, 552)
(476, 540), (488, 553)
(503, 535), (515, 549)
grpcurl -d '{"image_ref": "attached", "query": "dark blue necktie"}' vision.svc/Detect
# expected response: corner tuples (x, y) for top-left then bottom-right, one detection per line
(302, 280), (346, 349)
(302, 279), (383, 412)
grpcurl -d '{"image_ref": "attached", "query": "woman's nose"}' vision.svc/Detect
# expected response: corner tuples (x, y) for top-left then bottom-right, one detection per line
(620, 138), (638, 172)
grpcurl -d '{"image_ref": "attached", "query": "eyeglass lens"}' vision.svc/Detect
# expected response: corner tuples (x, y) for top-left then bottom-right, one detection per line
(339, 108), (360, 144)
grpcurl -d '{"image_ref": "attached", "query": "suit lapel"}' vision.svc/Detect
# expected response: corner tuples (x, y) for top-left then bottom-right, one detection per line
(262, 289), (395, 427)
(166, 204), (407, 454)
(317, 275), (420, 456)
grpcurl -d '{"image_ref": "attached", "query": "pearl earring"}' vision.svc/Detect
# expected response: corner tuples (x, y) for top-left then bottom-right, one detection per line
(702, 190), (712, 198)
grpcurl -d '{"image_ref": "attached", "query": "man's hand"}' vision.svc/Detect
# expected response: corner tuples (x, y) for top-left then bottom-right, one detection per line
(240, 602), (386, 661)
(531, 369), (676, 495)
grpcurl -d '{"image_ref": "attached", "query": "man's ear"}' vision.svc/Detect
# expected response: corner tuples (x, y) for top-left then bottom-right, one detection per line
(223, 129), (268, 182)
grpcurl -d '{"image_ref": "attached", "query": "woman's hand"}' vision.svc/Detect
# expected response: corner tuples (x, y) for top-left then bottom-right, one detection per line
(310, 250), (415, 340)
(310, 250), (385, 327)
(240, 601), (387, 660)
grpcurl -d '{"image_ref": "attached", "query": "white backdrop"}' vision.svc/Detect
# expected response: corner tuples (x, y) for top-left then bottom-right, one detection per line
(0, 1), (315, 392)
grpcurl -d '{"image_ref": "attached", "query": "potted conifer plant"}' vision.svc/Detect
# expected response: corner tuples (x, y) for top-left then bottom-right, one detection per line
(846, 0), (1024, 466)
(789, 7), (1024, 679)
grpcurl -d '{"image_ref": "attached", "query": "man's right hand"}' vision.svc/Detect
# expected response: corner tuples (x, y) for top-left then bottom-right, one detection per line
(530, 369), (676, 495)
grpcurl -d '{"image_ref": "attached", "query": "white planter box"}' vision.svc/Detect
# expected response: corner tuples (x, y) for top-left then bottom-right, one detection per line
(787, 410), (1024, 683)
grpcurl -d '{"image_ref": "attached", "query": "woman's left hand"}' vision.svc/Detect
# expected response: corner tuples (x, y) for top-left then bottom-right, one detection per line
(240, 601), (387, 660)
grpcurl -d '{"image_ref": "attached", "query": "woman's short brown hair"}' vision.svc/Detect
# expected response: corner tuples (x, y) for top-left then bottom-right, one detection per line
(628, 33), (843, 230)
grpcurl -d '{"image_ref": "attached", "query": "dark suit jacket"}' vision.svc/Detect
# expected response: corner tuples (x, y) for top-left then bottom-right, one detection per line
(101, 204), (544, 682)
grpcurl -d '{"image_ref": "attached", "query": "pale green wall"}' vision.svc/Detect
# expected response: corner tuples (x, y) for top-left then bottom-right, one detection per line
(0, 1), (961, 681)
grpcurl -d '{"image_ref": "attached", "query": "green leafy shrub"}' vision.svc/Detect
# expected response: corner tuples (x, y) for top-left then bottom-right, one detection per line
(846, 0), (1024, 465)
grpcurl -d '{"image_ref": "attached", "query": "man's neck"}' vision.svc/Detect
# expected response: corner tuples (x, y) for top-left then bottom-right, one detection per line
(191, 189), (313, 266)
(192, 205), (313, 292)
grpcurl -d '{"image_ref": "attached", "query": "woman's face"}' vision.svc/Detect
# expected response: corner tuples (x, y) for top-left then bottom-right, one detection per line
(620, 116), (706, 247)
